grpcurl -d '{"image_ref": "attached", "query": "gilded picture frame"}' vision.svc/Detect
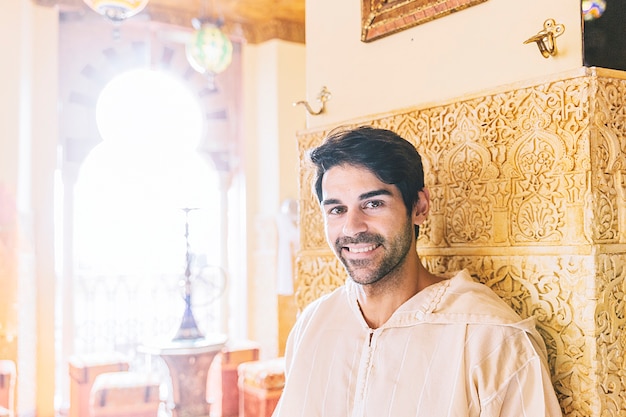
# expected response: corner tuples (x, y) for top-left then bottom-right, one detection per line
(361, 0), (489, 42)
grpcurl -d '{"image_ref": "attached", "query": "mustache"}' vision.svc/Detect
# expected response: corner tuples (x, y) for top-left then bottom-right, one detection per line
(335, 233), (384, 247)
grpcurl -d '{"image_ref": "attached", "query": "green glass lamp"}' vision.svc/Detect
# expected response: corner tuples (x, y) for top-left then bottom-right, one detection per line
(186, 18), (233, 90)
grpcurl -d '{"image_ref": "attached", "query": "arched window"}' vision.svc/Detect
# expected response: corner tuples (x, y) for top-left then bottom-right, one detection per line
(72, 69), (226, 359)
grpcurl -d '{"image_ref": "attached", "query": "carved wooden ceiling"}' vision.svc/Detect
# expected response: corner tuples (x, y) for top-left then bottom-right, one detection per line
(34, 0), (306, 44)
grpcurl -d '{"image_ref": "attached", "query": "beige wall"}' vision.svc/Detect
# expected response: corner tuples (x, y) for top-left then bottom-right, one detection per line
(0, 1), (58, 416)
(305, 0), (584, 129)
(0, 0), (22, 411)
(32, 5), (59, 416)
(242, 39), (306, 358)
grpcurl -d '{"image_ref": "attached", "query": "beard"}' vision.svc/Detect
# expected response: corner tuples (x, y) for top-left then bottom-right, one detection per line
(334, 218), (414, 286)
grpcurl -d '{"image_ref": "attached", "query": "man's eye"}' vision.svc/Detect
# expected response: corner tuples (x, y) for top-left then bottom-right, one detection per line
(365, 200), (383, 209)
(328, 206), (345, 215)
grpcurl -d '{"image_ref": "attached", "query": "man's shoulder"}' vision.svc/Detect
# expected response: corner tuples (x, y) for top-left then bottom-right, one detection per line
(434, 270), (529, 327)
(436, 270), (550, 361)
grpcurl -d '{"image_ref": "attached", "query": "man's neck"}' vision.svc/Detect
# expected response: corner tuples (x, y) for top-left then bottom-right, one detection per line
(355, 260), (441, 329)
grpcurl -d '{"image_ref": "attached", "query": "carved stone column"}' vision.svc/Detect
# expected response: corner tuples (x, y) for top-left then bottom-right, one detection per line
(295, 67), (626, 417)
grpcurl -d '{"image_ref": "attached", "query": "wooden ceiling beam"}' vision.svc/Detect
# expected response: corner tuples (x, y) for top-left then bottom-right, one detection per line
(33, 0), (305, 44)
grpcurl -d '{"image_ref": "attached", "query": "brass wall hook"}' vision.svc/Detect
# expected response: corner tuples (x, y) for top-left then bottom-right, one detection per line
(524, 18), (565, 58)
(293, 86), (331, 115)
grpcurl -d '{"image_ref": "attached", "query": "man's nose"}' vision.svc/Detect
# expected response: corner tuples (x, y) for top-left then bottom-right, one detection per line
(342, 210), (367, 237)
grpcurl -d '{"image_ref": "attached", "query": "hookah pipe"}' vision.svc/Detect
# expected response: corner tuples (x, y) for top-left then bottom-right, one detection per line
(172, 208), (204, 341)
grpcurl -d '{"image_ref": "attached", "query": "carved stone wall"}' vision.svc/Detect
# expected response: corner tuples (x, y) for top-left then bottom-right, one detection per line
(295, 67), (626, 417)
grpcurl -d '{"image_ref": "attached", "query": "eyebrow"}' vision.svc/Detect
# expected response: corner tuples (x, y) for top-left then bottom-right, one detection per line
(321, 189), (393, 206)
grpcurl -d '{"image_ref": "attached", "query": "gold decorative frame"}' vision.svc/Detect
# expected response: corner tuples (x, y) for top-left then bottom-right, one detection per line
(361, 0), (489, 42)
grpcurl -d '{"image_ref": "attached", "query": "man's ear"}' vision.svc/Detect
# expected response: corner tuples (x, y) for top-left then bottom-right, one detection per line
(413, 188), (430, 225)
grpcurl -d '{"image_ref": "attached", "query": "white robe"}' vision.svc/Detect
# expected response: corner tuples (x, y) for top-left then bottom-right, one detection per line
(273, 270), (563, 417)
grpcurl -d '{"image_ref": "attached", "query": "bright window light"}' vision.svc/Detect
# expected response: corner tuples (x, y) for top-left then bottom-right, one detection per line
(72, 69), (224, 354)
(76, 69), (218, 274)
(95, 68), (203, 152)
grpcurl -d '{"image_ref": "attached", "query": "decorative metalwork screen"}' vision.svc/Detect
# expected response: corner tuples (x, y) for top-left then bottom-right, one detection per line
(73, 271), (225, 361)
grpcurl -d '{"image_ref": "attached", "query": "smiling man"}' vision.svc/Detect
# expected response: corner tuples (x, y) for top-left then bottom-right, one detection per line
(272, 126), (563, 417)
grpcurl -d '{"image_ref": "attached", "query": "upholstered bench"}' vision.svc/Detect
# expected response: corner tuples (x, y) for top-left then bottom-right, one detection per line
(237, 358), (285, 417)
(68, 352), (130, 417)
(89, 371), (162, 417)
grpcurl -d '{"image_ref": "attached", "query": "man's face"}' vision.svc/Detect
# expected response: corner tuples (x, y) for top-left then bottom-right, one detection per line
(320, 164), (415, 285)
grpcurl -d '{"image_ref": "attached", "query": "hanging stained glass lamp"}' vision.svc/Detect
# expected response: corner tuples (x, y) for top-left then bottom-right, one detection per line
(83, 0), (150, 23)
(186, 18), (233, 90)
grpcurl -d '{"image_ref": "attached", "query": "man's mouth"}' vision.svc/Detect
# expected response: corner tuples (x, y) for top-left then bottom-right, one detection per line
(343, 243), (379, 253)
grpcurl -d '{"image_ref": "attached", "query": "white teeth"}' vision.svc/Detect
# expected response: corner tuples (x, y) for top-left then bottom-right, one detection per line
(348, 244), (377, 253)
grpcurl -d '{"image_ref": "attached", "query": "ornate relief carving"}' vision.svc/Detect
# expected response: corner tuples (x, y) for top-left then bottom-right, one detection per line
(296, 69), (626, 416)
(297, 130), (332, 251)
(595, 254), (626, 416)
(590, 78), (624, 243)
(294, 253), (346, 309)
(509, 130), (566, 243)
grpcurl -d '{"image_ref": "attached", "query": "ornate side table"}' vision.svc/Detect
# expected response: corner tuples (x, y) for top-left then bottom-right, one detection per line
(140, 335), (227, 417)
